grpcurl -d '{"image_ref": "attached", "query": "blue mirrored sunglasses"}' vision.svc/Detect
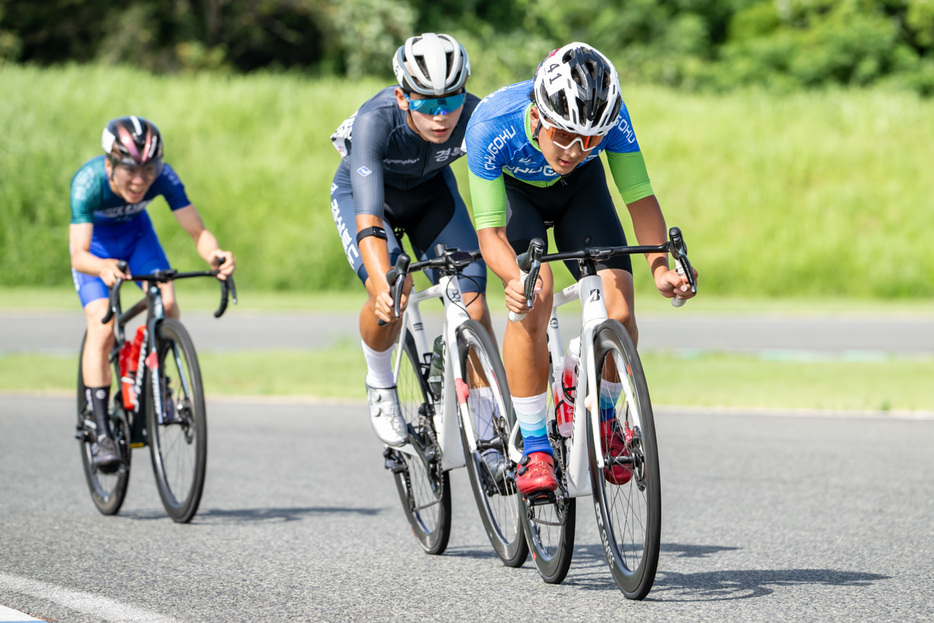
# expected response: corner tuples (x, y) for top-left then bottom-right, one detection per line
(405, 93), (466, 116)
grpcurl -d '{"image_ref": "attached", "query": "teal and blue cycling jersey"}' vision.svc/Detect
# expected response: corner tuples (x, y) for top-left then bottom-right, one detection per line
(465, 80), (654, 229)
(70, 156), (191, 227)
(69, 155), (191, 306)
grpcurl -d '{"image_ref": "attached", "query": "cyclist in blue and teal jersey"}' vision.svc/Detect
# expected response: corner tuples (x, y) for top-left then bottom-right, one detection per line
(330, 33), (499, 461)
(70, 116), (235, 471)
(466, 43), (697, 496)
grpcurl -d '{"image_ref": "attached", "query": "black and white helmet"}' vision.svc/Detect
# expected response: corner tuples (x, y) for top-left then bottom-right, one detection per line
(532, 42), (622, 135)
(392, 33), (470, 96)
(101, 115), (163, 165)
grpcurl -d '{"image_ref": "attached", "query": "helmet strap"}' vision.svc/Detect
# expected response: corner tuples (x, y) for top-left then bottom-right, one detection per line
(531, 106), (543, 143)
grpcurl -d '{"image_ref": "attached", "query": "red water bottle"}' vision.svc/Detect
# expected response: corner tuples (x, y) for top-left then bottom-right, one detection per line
(555, 337), (580, 437)
(119, 326), (145, 409)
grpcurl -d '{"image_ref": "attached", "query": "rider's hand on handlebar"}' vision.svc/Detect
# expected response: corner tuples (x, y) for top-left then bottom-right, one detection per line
(654, 265), (697, 302)
(374, 282), (407, 325)
(504, 273), (542, 315)
(209, 250), (236, 280)
(99, 259), (131, 287)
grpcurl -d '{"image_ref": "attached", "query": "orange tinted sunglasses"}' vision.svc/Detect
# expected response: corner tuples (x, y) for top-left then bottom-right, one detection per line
(539, 116), (604, 151)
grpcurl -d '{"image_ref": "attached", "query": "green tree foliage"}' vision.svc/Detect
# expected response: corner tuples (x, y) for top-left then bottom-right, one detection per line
(1, 0), (932, 93)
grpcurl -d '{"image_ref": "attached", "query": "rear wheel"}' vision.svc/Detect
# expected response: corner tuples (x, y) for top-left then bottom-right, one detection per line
(77, 331), (131, 515)
(147, 319), (207, 523)
(389, 330), (452, 555)
(521, 364), (575, 583)
(458, 320), (528, 567)
(588, 320), (661, 600)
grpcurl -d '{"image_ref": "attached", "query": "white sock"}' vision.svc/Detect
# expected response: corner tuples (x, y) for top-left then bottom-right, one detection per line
(362, 340), (395, 388)
(513, 393), (548, 440)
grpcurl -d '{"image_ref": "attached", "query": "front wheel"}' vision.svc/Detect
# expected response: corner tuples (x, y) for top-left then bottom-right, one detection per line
(389, 330), (452, 555)
(146, 319), (207, 523)
(457, 320), (528, 567)
(77, 331), (131, 515)
(588, 320), (661, 600)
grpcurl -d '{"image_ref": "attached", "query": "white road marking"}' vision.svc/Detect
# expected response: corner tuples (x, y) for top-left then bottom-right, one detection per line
(0, 604), (40, 622)
(0, 573), (180, 623)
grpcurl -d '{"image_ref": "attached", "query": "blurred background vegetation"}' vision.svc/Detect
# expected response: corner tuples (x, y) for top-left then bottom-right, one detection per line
(3, 0), (933, 93)
(1, 0), (933, 297)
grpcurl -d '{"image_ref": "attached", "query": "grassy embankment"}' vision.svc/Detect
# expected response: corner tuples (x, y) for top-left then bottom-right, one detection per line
(1, 64), (932, 410)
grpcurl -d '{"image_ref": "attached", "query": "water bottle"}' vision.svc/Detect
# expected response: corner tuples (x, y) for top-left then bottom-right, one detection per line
(119, 326), (145, 410)
(556, 337), (580, 437)
(427, 336), (444, 400)
(552, 355), (570, 437)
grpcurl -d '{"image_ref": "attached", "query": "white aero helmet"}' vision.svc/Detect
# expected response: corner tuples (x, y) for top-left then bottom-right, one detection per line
(532, 42), (622, 136)
(392, 33), (470, 96)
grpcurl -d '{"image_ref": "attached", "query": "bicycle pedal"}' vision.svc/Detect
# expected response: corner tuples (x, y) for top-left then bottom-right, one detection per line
(523, 490), (558, 506)
(382, 448), (406, 474)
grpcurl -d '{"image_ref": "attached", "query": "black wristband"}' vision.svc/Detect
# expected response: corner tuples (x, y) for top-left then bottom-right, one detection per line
(356, 226), (387, 244)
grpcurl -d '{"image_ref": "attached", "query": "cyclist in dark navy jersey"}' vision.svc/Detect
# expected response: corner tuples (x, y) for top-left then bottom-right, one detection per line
(70, 116), (235, 470)
(466, 43), (697, 496)
(329, 33), (498, 455)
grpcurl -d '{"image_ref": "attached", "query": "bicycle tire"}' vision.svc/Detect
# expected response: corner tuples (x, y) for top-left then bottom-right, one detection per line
(77, 331), (131, 515)
(457, 320), (528, 567)
(146, 319), (207, 523)
(520, 362), (576, 584)
(587, 319), (661, 600)
(390, 330), (452, 555)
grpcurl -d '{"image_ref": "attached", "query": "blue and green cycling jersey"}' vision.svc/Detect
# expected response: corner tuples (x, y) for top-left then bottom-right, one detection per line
(465, 80), (654, 229)
(70, 156), (190, 227)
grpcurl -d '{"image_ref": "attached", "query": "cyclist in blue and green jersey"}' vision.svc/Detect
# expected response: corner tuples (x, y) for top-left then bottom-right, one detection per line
(330, 33), (499, 463)
(466, 43), (697, 496)
(70, 116), (235, 471)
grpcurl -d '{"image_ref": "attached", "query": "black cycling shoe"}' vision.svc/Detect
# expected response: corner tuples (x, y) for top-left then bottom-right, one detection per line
(480, 449), (509, 495)
(91, 436), (121, 473)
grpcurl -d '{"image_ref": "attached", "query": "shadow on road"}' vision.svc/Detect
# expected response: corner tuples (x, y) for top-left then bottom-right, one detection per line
(651, 566), (890, 601)
(117, 506), (384, 523)
(549, 543), (889, 599)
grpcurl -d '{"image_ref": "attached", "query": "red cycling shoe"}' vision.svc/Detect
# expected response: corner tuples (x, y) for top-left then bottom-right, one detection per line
(600, 419), (632, 485)
(516, 452), (558, 496)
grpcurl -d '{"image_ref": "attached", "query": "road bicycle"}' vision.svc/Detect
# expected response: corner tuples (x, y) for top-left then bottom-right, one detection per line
(75, 260), (236, 523)
(381, 244), (528, 566)
(508, 227), (696, 599)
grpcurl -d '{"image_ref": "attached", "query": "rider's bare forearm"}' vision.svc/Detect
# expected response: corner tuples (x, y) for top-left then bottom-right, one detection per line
(627, 195), (670, 278)
(477, 227), (520, 285)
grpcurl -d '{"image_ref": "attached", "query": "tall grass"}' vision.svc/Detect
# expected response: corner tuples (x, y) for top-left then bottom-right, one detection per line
(2, 63), (933, 297)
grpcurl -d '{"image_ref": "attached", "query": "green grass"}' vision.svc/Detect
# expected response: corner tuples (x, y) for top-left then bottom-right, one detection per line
(3, 63), (934, 298)
(4, 348), (931, 412)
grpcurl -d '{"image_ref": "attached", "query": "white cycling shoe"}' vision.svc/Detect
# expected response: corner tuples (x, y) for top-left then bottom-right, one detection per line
(366, 385), (408, 447)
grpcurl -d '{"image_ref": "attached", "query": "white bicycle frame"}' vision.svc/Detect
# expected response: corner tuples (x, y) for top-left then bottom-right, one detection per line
(391, 272), (469, 471)
(507, 272), (639, 498)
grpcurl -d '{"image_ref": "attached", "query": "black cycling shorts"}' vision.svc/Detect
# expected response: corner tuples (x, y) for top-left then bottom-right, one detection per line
(330, 167), (487, 293)
(504, 159), (631, 279)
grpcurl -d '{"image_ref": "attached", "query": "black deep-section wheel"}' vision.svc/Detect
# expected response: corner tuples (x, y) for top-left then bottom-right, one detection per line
(390, 329), (452, 555)
(77, 331), (131, 516)
(521, 362), (575, 584)
(457, 319), (528, 567)
(588, 319), (661, 600)
(147, 319), (207, 523)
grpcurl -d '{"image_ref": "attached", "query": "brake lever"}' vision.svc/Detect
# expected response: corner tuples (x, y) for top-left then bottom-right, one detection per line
(668, 227), (696, 307)
(509, 238), (544, 322)
(377, 253), (410, 327)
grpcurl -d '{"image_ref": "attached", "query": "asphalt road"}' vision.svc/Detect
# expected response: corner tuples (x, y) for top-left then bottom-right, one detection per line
(3, 309), (934, 356)
(1, 395), (932, 622)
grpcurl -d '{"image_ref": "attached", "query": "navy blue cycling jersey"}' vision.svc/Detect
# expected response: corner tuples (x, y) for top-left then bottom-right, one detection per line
(332, 87), (480, 219)
(70, 156), (190, 227)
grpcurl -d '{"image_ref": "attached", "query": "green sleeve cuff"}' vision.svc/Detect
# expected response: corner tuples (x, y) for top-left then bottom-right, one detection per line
(468, 172), (509, 229)
(606, 151), (655, 205)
